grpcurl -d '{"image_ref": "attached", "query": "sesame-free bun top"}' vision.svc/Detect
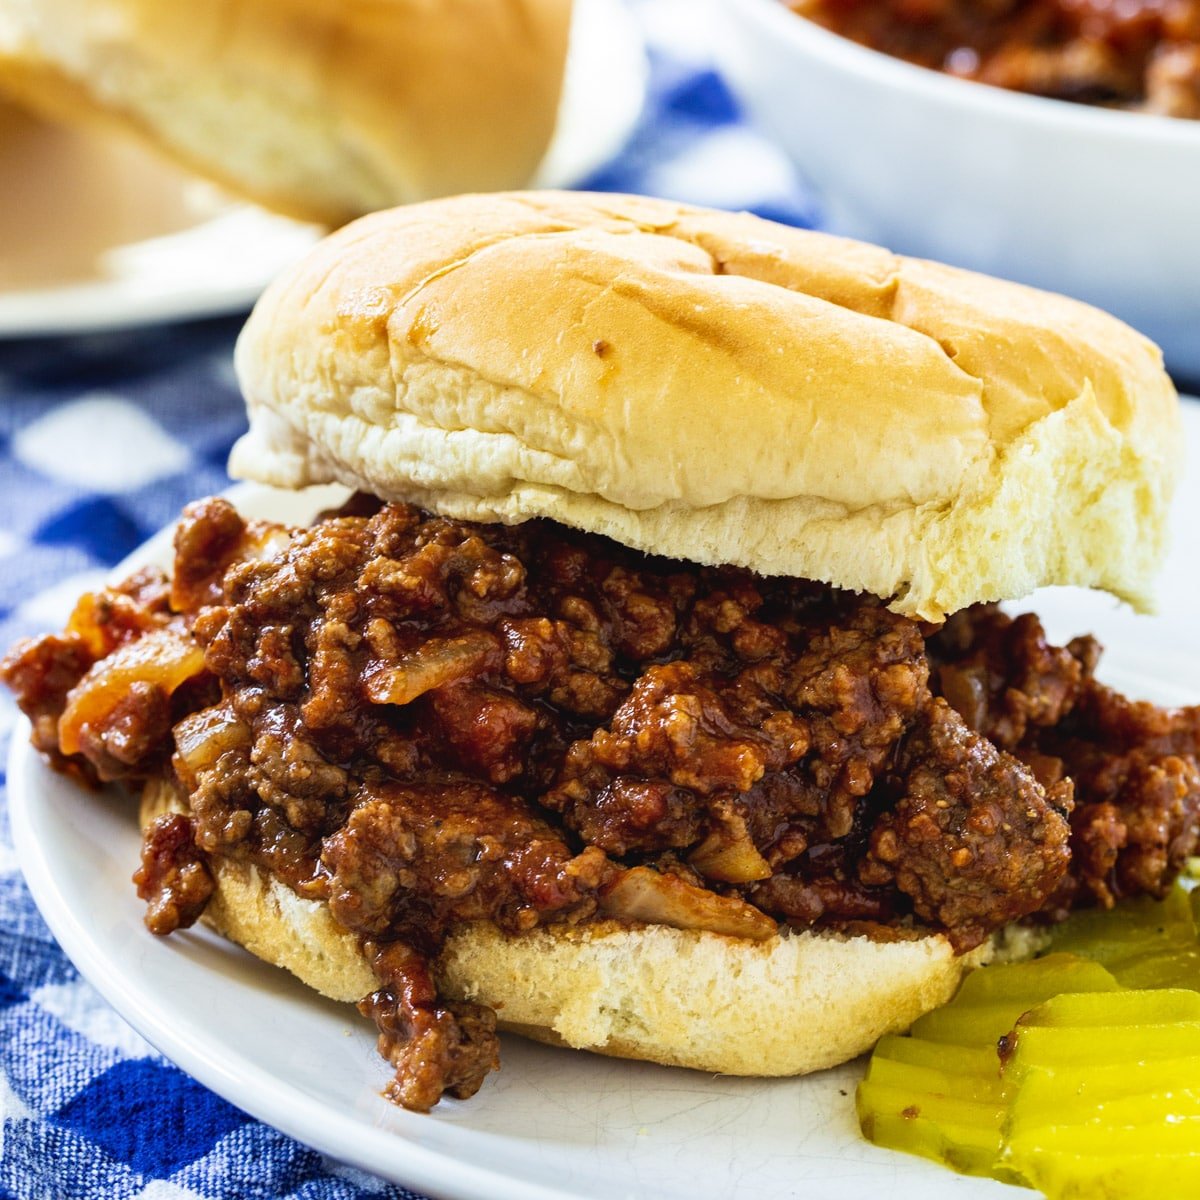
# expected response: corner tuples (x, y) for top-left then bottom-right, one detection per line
(0, 0), (571, 226)
(230, 191), (1181, 620)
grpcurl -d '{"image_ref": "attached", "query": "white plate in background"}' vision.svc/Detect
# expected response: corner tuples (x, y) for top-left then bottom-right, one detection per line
(0, 0), (646, 340)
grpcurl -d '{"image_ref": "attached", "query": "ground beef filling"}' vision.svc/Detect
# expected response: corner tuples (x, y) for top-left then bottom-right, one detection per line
(5, 496), (1200, 1110)
(794, 0), (1200, 118)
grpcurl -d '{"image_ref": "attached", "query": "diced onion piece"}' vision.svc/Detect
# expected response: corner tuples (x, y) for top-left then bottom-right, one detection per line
(65, 591), (119, 659)
(365, 632), (497, 706)
(938, 664), (988, 732)
(173, 703), (250, 787)
(600, 866), (776, 941)
(58, 628), (205, 756)
(688, 813), (772, 883)
(65, 588), (160, 659)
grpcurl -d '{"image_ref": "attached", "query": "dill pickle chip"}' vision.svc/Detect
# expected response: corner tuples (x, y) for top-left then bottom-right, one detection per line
(1008, 1149), (1200, 1200)
(865, 1057), (1007, 1104)
(912, 956), (1122, 1045)
(856, 1081), (1006, 1130)
(1010, 1055), (1200, 1122)
(1108, 946), (1200, 989)
(1050, 888), (1196, 963)
(1015, 1084), (1200, 1131)
(1015, 988), (1200, 1027)
(1005, 1021), (1200, 1072)
(953, 954), (1120, 1005)
(1008, 1118), (1200, 1158)
(871, 1035), (1000, 1078)
(862, 1111), (1007, 1178)
(911, 1001), (1037, 1046)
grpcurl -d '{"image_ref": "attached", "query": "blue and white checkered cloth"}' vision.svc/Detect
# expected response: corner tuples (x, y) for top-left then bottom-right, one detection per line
(0, 6), (820, 1197)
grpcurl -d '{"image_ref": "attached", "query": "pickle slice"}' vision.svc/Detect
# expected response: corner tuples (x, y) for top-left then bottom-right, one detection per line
(1008, 1149), (1200, 1200)
(1008, 1117), (1200, 1156)
(860, 888), (1200, 1195)
(911, 1001), (1040, 1046)
(1008, 1055), (1200, 1124)
(1013, 987), (1200, 1028)
(871, 1035), (1000, 1079)
(863, 1111), (1009, 1179)
(857, 1081), (1005, 1129)
(1013, 1082), (1200, 1133)
(1108, 945), (1200, 990)
(857, 1080), (1008, 1177)
(1049, 888), (1196, 965)
(1005, 1021), (1200, 1073)
(911, 955), (1121, 1045)
(953, 954), (1121, 1005)
(864, 1057), (1006, 1105)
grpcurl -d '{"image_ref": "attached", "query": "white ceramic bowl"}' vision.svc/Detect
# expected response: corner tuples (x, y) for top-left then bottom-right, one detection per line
(711, 0), (1200, 382)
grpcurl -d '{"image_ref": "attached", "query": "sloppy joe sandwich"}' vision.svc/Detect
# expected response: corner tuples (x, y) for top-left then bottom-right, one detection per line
(0, 0), (572, 226)
(6, 192), (1199, 1114)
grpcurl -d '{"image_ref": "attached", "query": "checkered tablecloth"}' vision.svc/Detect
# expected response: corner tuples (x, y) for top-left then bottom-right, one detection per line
(0, 5), (820, 1198)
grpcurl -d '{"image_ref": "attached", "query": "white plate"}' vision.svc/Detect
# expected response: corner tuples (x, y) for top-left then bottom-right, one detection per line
(0, 0), (645, 340)
(10, 404), (1200, 1199)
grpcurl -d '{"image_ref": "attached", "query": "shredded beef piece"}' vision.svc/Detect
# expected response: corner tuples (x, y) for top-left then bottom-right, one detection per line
(133, 813), (215, 935)
(361, 941), (499, 1111)
(861, 699), (1073, 951)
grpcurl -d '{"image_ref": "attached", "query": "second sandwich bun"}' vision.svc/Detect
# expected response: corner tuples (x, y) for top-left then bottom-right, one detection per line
(0, 0), (573, 226)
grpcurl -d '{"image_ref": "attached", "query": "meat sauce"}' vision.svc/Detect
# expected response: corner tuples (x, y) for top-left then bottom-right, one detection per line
(794, 0), (1200, 118)
(5, 495), (1200, 1109)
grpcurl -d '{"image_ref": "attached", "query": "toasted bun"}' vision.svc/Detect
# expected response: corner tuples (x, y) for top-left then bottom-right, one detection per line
(229, 191), (1181, 621)
(0, 1), (571, 226)
(141, 782), (990, 1075)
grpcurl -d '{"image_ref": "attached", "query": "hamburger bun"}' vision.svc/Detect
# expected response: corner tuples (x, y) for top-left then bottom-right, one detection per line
(127, 193), (1173, 1088)
(0, 1), (572, 226)
(229, 191), (1181, 622)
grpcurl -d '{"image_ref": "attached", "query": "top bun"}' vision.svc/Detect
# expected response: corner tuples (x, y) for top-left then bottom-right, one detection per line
(0, 0), (572, 226)
(230, 191), (1181, 620)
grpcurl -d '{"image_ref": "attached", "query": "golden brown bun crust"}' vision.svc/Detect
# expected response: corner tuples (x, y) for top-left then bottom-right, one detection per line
(229, 191), (1181, 620)
(140, 784), (989, 1076)
(0, 1), (571, 225)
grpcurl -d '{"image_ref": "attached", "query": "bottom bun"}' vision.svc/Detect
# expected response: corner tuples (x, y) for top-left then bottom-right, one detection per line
(142, 785), (1006, 1076)
(437, 917), (992, 1076)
